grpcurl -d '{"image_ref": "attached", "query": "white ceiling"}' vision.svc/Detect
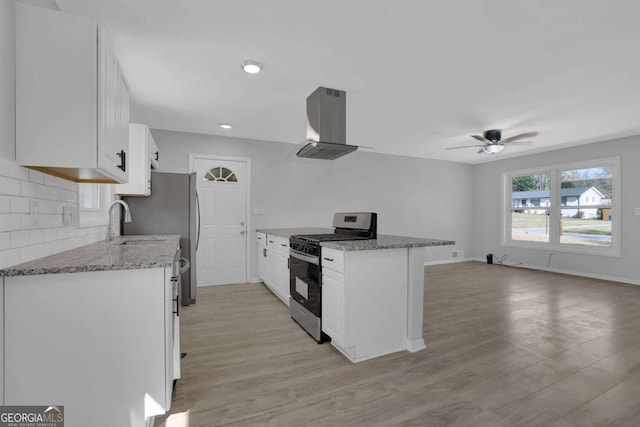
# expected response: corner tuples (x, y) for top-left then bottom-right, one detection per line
(55, 0), (640, 164)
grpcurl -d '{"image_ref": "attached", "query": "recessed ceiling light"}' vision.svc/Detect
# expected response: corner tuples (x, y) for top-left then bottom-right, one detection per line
(241, 60), (263, 74)
(220, 123), (232, 130)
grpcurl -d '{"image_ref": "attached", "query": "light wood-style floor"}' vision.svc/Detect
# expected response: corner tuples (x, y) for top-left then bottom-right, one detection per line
(157, 262), (640, 427)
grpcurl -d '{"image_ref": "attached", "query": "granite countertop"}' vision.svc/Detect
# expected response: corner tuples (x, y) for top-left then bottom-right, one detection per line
(256, 227), (334, 238)
(257, 228), (454, 251)
(0, 235), (181, 277)
(321, 235), (455, 251)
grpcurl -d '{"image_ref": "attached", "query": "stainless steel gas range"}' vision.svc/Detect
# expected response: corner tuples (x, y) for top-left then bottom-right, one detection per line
(289, 212), (377, 342)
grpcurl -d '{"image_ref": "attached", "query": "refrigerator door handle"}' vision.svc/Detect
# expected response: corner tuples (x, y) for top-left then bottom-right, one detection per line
(195, 190), (201, 251)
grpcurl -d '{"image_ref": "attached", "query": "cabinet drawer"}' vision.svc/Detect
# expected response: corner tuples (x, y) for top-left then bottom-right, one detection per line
(321, 247), (345, 273)
(267, 235), (289, 252)
(256, 232), (266, 246)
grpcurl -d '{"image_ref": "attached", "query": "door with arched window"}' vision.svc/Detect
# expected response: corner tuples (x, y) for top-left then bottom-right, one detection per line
(191, 156), (249, 286)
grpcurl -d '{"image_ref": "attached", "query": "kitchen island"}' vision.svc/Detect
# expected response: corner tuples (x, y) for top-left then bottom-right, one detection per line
(257, 228), (454, 362)
(0, 235), (181, 427)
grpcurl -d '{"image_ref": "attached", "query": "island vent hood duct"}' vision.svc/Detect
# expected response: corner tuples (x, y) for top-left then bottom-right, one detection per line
(296, 86), (358, 160)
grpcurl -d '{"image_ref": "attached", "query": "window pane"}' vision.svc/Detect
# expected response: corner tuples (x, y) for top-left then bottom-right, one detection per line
(511, 173), (551, 243)
(203, 167), (237, 183)
(560, 165), (613, 247)
(79, 184), (100, 210)
(511, 211), (551, 243)
(511, 174), (551, 210)
(560, 166), (613, 207)
(560, 208), (612, 247)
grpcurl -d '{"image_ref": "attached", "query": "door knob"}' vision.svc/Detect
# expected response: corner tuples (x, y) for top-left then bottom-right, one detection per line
(240, 230), (246, 235)
(240, 221), (245, 226)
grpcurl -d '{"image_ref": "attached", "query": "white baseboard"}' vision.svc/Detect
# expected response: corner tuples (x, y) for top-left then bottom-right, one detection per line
(424, 257), (474, 266)
(445, 257), (640, 287)
(405, 338), (426, 353)
(248, 276), (262, 283)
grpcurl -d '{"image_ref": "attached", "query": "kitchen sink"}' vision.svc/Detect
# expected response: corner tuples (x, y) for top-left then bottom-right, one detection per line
(119, 238), (167, 245)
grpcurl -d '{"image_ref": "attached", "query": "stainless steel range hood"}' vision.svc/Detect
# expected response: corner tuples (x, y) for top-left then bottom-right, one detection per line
(296, 87), (358, 160)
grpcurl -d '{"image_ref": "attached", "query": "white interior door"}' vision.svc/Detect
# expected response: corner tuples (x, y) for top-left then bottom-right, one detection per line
(192, 157), (248, 286)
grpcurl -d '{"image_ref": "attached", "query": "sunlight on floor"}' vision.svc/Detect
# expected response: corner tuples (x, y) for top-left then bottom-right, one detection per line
(161, 411), (190, 427)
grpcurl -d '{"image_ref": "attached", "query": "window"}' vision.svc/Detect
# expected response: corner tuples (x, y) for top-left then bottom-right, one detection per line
(78, 184), (114, 227)
(503, 157), (619, 256)
(79, 184), (100, 210)
(510, 173), (551, 243)
(203, 167), (237, 183)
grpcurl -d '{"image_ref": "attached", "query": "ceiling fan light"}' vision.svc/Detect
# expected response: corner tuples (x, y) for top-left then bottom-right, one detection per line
(482, 144), (504, 154)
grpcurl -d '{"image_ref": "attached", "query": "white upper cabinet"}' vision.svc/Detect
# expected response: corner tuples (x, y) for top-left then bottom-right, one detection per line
(115, 124), (158, 196)
(150, 134), (159, 170)
(15, 3), (129, 183)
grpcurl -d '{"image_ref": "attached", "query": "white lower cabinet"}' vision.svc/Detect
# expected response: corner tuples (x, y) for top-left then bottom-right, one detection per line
(276, 250), (290, 300)
(256, 233), (290, 304)
(257, 232), (268, 282)
(321, 266), (345, 347)
(321, 247), (409, 363)
(3, 266), (178, 427)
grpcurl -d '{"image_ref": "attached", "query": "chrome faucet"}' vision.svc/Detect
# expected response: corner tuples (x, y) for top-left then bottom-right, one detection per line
(106, 200), (133, 242)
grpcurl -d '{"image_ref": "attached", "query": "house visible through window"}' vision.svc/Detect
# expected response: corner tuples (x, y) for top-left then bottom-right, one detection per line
(504, 157), (619, 256)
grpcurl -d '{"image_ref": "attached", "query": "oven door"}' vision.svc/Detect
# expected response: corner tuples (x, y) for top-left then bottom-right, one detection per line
(289, 248), (321, 317)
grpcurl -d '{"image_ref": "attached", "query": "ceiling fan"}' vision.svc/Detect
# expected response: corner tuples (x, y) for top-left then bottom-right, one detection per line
(447, 129), (539, 154)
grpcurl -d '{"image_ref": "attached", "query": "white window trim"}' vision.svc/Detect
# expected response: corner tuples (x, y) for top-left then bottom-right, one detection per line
(502, 156), (620, 257)
(78, 184), (114, 228)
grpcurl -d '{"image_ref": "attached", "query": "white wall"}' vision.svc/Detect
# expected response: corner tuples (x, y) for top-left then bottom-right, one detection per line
(0, 0), (15, 160)
(152, 129), (474, 280)
(472, 136), (640, 284)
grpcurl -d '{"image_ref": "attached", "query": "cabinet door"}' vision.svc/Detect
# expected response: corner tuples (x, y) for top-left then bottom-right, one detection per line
(114, 124), (151, 196)
(144, 127), (152, 195)
(118, 74), (130, 177)
(97, 30), (126, 182)
(265, 248), (278, 288)
(150, 132), (160, 169)
(161, 266), (177, 414)
(276, 251), (290, 301)
(322, 267), (345, 346)
(257, 244), (268, 282)
(15, 4), (98, 170)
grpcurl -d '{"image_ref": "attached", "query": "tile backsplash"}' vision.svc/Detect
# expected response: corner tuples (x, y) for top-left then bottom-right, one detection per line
(0, 157), (107, 269)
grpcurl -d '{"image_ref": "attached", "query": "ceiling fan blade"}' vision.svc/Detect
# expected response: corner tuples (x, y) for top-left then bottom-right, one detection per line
(504, 141), (534, 146)
(446, 144), (486, 150)
(502, 131), (539, 143)
(471, 134), (489, 143)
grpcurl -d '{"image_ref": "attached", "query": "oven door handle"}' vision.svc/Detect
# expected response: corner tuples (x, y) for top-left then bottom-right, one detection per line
(290, 249), (319, 265)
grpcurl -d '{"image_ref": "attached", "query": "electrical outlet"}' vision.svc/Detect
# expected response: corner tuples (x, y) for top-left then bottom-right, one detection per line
(451, 250), (463, 259)
(62, 204), (76, 226)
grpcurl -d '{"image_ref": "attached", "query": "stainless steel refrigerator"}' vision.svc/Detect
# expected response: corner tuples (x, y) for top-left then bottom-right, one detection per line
(122, 172), (198, 305)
